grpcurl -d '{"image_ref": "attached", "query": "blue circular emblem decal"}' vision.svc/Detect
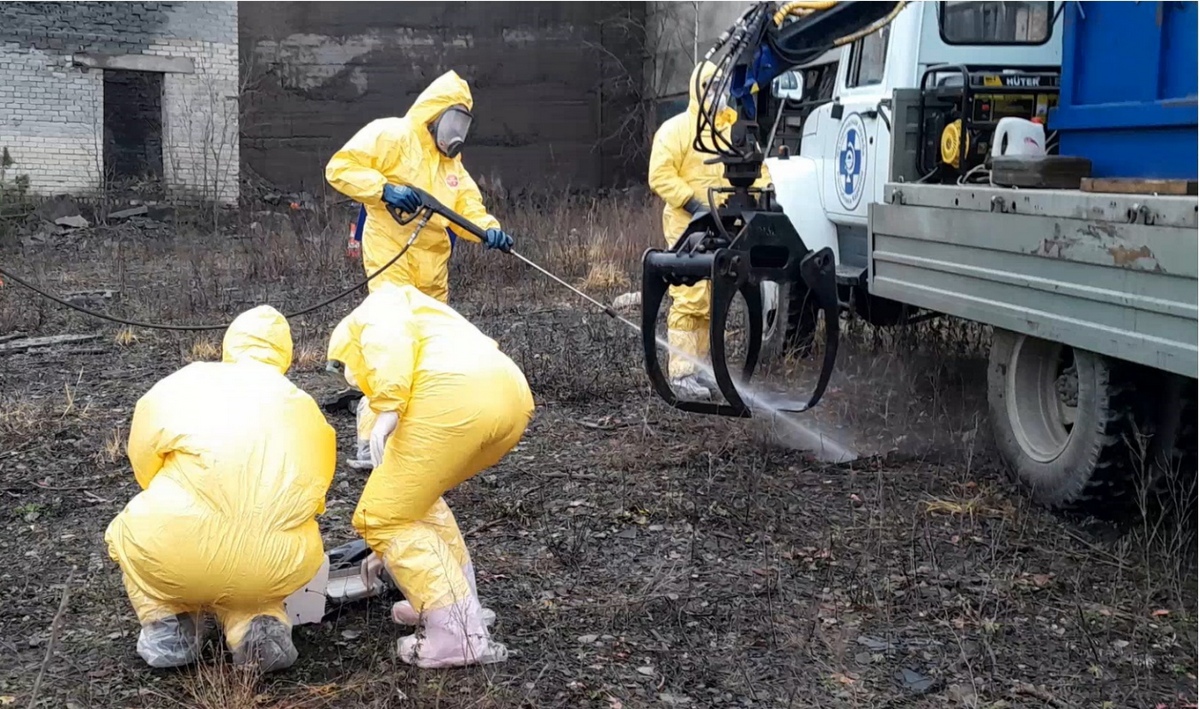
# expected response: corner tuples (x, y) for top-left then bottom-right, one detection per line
(835, 113), (867, 210)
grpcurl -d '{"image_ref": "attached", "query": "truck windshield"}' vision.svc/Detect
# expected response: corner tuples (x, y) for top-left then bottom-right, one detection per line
(939, 1), (1054, 45)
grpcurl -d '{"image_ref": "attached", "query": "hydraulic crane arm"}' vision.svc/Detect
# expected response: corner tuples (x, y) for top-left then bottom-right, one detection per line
(695, 1), (906, 189)
(639, 2), (906, 418)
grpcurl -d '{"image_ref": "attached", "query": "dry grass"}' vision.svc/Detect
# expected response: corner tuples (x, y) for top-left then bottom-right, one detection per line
(188, 339), (221, 362)
(292, 342), (327, 373)
(99, 426), (124, 464)
(113, 326), (138, 347)
(921, 487), (1015, 521)
(0, 397), (45, 439)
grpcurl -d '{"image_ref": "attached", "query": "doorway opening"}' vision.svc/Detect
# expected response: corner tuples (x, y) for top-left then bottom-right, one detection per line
(103, 69), (164, 187)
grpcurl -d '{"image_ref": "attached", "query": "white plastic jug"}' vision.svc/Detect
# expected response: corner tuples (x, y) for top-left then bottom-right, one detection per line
(991, 117), (1047, 158)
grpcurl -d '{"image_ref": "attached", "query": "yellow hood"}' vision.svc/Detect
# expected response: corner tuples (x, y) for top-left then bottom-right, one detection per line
(406, 70), (474, 144)
(221, 305), (293, 374)
(687, 60), (736, 132)
(688, 61), (719, 116)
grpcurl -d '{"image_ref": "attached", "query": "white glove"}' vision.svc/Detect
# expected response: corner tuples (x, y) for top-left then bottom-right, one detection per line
(360, 552), (384, 592)
(345, 435), (373, 470)
(369, 411), (399, 468)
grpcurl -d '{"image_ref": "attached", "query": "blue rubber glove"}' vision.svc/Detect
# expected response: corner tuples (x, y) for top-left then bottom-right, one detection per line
(382, 184), (421, 213)
(484, 227), (514, 253)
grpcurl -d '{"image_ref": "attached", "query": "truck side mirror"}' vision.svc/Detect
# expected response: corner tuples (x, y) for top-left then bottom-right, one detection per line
(771, 72), (804, 103)
(831, 100), (845, 121)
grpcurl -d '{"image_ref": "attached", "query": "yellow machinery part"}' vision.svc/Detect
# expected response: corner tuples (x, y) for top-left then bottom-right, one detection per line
(940, 120), (969, 169)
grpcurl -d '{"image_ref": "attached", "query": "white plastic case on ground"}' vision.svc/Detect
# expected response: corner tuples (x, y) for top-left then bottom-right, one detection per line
(284, 555), (330, 626)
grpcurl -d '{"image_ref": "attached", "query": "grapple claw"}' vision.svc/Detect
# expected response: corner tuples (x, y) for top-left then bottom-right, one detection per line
(639, 201), (841, 419)
(641, 246), (752, 417)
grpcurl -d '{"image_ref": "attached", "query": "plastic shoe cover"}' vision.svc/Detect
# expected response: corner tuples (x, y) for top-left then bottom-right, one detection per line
(392, 600), (495, 628)
(694, 367), (719, 393)
(137, 613), (205, 669)
(671, 374), (712, 400)
(396, 596), (508, 669)
(392, 561), (492, 627)
(230, 616), (298, 673)
(463, 561), (478, 598)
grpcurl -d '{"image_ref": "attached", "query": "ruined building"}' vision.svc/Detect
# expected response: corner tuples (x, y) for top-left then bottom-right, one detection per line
(0, 2), (239, 203)
(0, 1), (723, 201)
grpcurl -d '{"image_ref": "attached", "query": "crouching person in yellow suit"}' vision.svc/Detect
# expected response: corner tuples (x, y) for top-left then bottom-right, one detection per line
(327, 283), (534, 669)
(104, 306), (337, 671)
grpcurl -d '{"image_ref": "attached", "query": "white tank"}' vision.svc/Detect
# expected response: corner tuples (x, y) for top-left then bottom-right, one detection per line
(992, 117), (1047, 158)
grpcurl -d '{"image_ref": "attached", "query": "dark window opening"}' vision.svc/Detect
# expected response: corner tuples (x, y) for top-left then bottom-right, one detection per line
(103, 70), (164, 185)
(847, 25), (890, 88)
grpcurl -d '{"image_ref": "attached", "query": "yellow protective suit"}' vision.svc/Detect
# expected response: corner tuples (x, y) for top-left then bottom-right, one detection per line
(648, 61), (774, 380)
(104, 305), (337, 670)
(324, 70), (501, 304)
(327, 284), (534, 621)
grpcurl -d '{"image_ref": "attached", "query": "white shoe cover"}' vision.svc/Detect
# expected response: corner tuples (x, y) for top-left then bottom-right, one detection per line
(392, 601), (495, 628)
(671, 374), (712, 400)
(396, 596), (508, 669)
(392, 560), (494, 627)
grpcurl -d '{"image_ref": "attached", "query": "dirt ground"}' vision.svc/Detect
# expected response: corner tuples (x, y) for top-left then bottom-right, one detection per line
(0, 199), (1196, 709)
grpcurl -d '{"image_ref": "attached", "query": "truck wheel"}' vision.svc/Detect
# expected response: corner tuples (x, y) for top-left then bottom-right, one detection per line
(756, 280), (817, 368)
(987, 329), (1143, 517)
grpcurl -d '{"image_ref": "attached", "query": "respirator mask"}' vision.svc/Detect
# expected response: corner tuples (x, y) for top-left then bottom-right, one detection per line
(429, 104), (473, 159)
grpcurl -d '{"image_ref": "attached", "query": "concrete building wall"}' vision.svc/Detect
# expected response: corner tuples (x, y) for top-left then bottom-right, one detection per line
(239, 2), (646, 195)
(0, 2), (238, 203)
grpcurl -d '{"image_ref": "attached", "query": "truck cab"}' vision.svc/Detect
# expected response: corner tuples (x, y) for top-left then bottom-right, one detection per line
(766, 1), (1064, 308)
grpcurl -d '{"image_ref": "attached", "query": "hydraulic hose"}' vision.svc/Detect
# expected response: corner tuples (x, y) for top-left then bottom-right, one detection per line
(0, 213), (430, 331)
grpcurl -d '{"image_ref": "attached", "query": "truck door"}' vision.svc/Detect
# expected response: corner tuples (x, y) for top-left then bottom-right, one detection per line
(822, 24), (892, 229)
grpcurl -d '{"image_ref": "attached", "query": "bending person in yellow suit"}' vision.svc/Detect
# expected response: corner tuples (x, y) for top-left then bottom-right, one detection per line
(327, 283), (535, 669)
(104, 306), (337, 671)
(648, 60), (774, 399)
(325, 69), (515, 469)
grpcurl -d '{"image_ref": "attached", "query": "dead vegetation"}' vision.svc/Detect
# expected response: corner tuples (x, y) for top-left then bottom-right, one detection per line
(0, 190), (1195, 708)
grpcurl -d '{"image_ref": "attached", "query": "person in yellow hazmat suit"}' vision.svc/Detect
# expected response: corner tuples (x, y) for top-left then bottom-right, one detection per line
(326, 283), (535, 669)
(324, 68), (514, 303)
(324, 69), (515, 470)
(648, 60), (774, 400)
(104, 305), (337, 672)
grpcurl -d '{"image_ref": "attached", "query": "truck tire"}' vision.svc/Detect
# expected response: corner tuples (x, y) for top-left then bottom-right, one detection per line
(986, 329), (1144, 517)
(755, 280), (816, 368)
(758, 280), (819, 362)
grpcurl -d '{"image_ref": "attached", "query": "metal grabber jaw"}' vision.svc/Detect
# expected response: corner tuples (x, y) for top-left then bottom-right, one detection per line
(640, 208), (841, 418)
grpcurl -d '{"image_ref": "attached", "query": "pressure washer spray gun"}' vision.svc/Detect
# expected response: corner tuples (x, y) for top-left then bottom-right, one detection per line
(383, 186), (641, 331)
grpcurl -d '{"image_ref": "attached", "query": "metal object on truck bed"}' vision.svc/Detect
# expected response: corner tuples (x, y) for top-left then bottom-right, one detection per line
(868, 183), (1198, 379)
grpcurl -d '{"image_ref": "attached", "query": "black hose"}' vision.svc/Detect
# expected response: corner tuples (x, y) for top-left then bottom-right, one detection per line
(0, 213), (427, 332)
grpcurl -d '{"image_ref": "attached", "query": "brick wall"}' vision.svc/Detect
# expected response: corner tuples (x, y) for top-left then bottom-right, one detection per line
(0, 2), (239, 203)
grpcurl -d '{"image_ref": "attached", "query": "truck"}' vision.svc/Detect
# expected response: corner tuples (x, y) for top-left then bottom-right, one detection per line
(639, 0), (1198, 519)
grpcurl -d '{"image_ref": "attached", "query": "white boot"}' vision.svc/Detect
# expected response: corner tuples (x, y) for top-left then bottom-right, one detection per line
(671, 374), (712, 400)
(393, 601), (495, 628)
(396, 595), (508, 669)
(392, 562), (494, 628)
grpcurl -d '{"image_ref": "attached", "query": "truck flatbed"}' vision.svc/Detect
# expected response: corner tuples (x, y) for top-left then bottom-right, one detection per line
(868, 183), (1198, 379)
